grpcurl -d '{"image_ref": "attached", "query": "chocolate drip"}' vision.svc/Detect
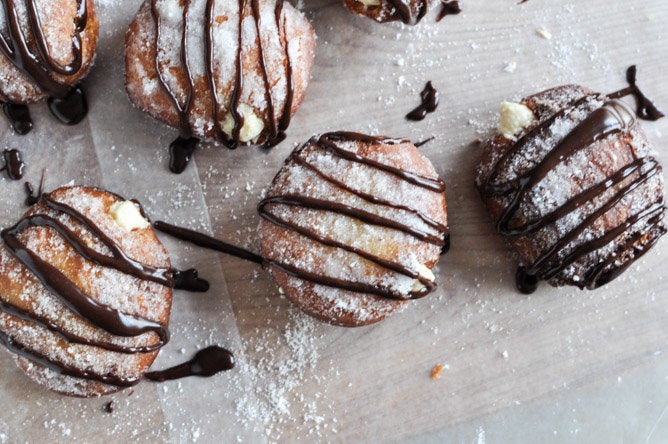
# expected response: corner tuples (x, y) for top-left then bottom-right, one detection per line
(173, 268), (210, 292)
(384, 0), (428, 25)
(0, 0), (89, 126)
(152, 0), (296, 166)
(1, 102), (33, 134)
(1, 149), (25, 180)
(144, 346), (235, 382)
(608, 65), (665, 121)
(436, 1), (461, 22)
(483, 94), (666, 292)
(441, 234), (450, 255)
(47, 84), (88, 125)
(406, 81), (439, 121)
(168, 136), (199, 174)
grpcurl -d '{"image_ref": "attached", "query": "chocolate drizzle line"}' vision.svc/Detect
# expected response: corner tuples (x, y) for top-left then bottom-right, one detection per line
(436, 1), (461, 22)
(156, 132), (449, 301)
(152, 0), (296, 173)
(481, 91), (666, 293)
(1, 148), (25, 180)
(0, 0), (89, 127)
(144, 345), (235, 382)
(406, 81), (439, 121)
(608, 65), (665, 121)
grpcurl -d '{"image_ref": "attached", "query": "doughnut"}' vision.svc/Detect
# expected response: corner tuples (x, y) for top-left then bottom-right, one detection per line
(258, 132), (449, 326)
(0, 186), (173, 396)
(0, 0), (99, 131)
(475, 74), (666, 293)
(125, 0), (316, 172)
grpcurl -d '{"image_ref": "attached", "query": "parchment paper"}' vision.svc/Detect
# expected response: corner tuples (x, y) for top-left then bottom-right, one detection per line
(1, 0), (667, 442)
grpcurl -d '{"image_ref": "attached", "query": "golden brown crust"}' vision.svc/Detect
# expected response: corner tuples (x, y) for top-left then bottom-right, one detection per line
(0, 0), (99, 103)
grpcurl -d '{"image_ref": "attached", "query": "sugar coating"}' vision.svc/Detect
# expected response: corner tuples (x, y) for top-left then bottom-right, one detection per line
(0, 187), (173, 395)
(475, 85), (665, 287)
(0, 0), (94, 102)
(260, 137), (448, 325)
(126, 0), (313, 143)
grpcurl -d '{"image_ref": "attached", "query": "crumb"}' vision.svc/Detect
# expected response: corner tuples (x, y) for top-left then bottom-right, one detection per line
(536, 27), (552, 40)
(430, 364), (444, 380)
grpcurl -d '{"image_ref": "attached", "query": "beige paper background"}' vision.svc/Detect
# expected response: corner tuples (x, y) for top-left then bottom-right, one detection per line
(0, 0), (667, 442)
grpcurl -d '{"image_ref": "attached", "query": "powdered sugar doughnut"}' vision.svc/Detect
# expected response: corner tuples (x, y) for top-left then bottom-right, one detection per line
(0, 186), (173, 397)
(259, 132), (449, 327)
(125, 0), (316, 149)
(475, 84), (666, 293)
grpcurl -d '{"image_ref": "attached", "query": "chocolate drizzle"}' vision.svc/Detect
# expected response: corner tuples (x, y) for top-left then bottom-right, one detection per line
(480, 91), (666, 293)
(0, 0), (90, 129)
(0, 191), (169, 385)
(608, 65), (665, 121)
(151, 0), (297, 172)
(436, 1), (461, 22)
(144, 346), (235, 382)
(1, 149), (25, 180)
(406, 81), (439, 121)
(156, 132), (449, 301)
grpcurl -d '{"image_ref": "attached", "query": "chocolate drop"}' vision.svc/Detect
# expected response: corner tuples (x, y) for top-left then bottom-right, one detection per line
(436, 1), (461, 22)
(2, 149), (25, 180)
(47, 85), (88, 125)
(406, 82), (439, 121)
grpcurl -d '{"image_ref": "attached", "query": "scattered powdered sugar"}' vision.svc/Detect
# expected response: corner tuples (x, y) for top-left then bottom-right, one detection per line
(233, 307), (337, 442)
